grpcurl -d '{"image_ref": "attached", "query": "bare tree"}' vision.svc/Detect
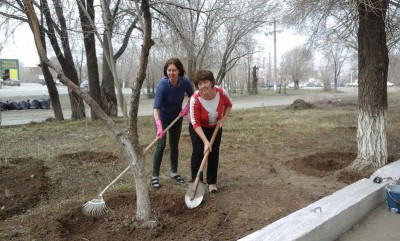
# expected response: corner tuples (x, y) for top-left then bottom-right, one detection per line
(77, 0), (102, 120)
(320, 45), (349, 91)
(280, 46), (313, 90)
(388, 53), (400, 84)
(283, 0), (399, 170)
(23, 0), (154, 222)
(251, 65), (258, 94)
(40, 0), (86, 119)
(318, 58), (333, 91)
(152, 0), (278, 84)
(351, 0), (389, 170)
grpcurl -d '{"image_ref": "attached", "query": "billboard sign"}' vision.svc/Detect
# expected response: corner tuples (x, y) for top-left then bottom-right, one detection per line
(1, 59), (19, 80)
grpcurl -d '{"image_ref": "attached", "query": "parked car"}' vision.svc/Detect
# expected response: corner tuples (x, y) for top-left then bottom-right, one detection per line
(80, 80), (89, 91)
(3, 78), (21, 86)
(387, 82), (395, 87)
(346, 82), (358, 87)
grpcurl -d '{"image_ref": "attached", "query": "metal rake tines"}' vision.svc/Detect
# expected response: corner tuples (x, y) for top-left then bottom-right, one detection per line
(82, 197), (109, 216)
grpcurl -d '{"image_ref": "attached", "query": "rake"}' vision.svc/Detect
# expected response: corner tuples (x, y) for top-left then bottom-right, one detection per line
(82, 115), (182, 216)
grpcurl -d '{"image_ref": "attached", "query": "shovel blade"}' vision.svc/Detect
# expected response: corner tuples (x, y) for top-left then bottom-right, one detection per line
(185, 181), (207, 209)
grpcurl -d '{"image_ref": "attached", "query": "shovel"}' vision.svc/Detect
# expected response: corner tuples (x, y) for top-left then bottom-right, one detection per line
(185, 125), (220, 209)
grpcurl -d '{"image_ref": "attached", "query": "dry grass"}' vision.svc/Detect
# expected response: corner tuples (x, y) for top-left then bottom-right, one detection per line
(2, 91), (400, 176)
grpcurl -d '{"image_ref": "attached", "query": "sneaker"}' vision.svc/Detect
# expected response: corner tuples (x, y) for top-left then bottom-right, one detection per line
(151, 177), (160, 188)
(209, 184), (217, 193)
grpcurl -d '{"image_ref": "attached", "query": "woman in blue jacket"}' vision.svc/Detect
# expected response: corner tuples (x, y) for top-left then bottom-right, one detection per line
(151, 58), (194, 188)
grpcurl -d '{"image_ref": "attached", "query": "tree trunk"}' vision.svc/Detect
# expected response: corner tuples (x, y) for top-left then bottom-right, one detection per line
(38, 14), (64, 120)
(101, 56), (118, 116)
(78, 0), (102, 120)
(128, 0), (154, 221)
(252, 65), (258, 95)
(41, 62), (64, 120)
(41, 0), (85, 119)
(350, 0), (389, 170)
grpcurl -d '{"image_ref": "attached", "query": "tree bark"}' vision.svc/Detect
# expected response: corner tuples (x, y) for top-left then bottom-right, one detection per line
(252, 65), (258, 95)
(350, 0), (389, 170)
(77, 0), (102, 120)
(101, 54), (118, 116)
(41, 62), (64, 120)
(128, 0), (154, 221)
(35, 7), (64, 121)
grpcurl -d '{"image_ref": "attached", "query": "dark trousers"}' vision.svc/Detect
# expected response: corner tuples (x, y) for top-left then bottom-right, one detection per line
(189, 124), (222, 185)
(152, 118), (183, 177)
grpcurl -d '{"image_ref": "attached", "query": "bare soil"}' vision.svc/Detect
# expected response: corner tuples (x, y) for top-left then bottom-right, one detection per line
(1, 95), (399, 241)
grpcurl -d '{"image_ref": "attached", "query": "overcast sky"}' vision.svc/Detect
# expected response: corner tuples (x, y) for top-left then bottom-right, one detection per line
(0, 25), (307, 68)
(0, 26), (39, 67)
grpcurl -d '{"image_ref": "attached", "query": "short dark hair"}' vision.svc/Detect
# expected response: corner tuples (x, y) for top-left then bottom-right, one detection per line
(193, 69), (215, 88)
(163, 58), (185, 77)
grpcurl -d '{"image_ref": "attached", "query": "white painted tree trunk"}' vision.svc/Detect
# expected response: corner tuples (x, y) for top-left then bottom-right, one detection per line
(351, 0), (389, 171)
(351, 109), (387, 170)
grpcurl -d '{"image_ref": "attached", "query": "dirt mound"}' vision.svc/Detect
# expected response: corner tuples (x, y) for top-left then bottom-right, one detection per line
(57, 151), (119, 164)
(0, 158), (49, 220)
(288, 152), (372, 183)
(285, 99), (314, 110)
(289, 152), (355, 178)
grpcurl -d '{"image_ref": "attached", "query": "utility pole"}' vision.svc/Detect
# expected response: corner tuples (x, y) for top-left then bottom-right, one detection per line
(273, 19), (277, 92)
(265, 19), (282, 92)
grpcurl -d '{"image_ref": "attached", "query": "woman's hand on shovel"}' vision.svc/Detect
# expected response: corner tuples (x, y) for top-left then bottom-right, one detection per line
(203, 141), (212, 154)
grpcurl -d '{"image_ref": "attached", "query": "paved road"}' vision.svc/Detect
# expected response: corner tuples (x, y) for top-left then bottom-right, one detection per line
(0, 83), (397, 126)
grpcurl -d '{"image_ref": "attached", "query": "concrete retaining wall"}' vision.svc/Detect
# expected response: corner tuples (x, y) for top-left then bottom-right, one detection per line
(239, 160), (400, 241)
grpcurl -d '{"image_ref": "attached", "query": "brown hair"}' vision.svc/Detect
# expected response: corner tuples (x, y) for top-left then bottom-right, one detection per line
(193, 69), (215, 88)
(163, 58), (185, 77)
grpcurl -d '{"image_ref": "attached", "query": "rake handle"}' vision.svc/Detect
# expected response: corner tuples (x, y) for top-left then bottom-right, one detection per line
(99, 165), (131, 196)
(145, 115), (182, 153)
(190, 125), (221, 200)
(97, 115), (182, 197)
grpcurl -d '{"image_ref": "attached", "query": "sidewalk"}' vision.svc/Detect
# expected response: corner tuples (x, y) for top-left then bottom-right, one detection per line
(337, 202), (399, 241)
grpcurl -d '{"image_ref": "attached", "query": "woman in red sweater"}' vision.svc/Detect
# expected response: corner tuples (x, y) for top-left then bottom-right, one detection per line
(189, 69), (233, 193)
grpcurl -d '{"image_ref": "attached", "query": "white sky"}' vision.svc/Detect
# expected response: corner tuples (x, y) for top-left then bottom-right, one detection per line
(256, 30), (307, 65)
(0, 26), (40, 67)
(0, 25), (307, 68)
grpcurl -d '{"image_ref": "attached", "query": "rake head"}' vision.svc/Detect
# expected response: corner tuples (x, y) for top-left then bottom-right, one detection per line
(82, 197), (109, 216)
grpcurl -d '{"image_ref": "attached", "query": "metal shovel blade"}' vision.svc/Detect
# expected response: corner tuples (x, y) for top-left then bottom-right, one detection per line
(185, 181), (207, 209)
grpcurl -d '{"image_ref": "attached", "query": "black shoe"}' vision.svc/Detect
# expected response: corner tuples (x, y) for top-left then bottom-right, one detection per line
(170, 174), (185, 184)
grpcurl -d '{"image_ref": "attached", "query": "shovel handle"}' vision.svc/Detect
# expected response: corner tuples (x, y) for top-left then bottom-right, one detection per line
(190, 125), (221, 199)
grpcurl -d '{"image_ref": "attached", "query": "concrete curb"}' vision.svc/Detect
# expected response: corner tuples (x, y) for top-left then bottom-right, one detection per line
(239, 160), (400, 241)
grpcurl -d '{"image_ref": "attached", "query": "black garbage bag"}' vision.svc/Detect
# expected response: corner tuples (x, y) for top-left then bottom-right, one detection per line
(0, 101), (5, 111)
(5, 100), (21, 110)
(19, 100), (30, 110)
(29, 99), (40, 109)
(39, 98), (51, 109)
